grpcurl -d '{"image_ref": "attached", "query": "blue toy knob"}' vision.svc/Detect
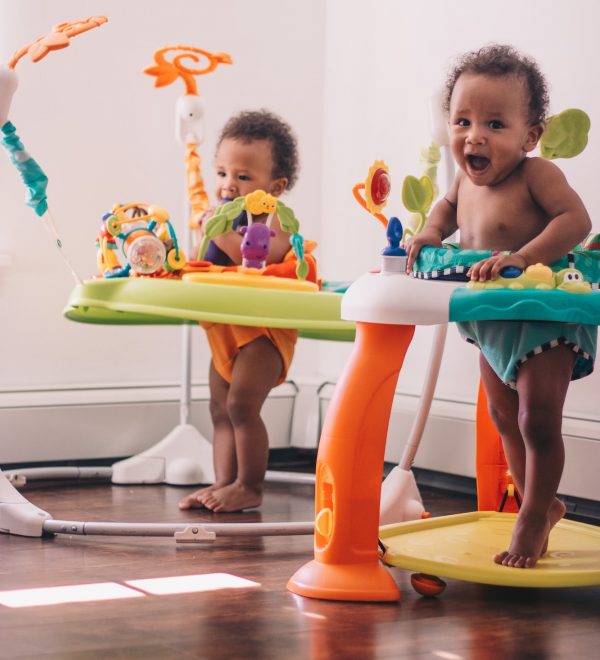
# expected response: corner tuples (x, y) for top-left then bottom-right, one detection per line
(499, 266), (523, 279)
(382, 217), (407, 257)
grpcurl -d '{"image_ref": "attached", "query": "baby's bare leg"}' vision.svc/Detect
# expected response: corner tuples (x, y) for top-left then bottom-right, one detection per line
(481, 358), (564, 558)
(202, 337), (283, 513)
(479, 354), (523, 491)
(483, 348), (573, 568)
(179, 362), (236, 510)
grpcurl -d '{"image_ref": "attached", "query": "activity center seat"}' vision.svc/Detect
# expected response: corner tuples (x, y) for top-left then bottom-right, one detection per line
(287, 243), (600, 600)
(64, 276), (355, 342)
(286, 124), (600, 599)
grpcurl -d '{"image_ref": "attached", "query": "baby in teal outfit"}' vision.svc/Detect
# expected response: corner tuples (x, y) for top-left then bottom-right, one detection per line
(406, 45), (596, 570)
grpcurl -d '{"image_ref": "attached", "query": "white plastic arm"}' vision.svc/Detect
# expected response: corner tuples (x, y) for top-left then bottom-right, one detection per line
(175, 94), (205, 145)
(0, 66), (18, 126)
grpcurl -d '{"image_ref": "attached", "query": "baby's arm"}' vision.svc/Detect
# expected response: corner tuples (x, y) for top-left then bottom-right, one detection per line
(405, 175), (460, 273)
(469, 159), (591, 281)
(519, 159), (591, 262)
(211, 227), (243, 264)
(190, 208), (214, 245)
(263, 215), (292, 264)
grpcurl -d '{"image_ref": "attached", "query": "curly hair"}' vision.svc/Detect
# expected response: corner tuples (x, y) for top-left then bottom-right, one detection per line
(443, 44), (549, 125)
(217, 109), (299, 190)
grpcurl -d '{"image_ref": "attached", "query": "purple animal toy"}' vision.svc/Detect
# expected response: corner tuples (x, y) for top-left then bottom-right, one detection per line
(240, 222), (275, 269)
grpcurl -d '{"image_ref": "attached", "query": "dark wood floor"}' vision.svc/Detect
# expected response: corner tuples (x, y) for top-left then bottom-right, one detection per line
(1, 478), (599, 659)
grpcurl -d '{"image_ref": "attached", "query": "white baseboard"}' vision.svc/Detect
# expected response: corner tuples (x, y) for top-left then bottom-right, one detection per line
(0, 382), (297, 464)
(3, 380), (599, 503)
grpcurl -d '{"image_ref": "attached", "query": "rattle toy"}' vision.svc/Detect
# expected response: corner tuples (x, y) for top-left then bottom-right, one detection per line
(97, 203), (186, 278)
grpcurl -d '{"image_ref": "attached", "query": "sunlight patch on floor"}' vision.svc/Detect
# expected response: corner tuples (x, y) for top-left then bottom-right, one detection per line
(0, 582), (144, 608)
(126, 572), (261, 595)
(0, 573), (260, 608)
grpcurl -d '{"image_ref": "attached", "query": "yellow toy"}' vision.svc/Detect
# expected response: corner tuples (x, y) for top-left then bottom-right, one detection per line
(199, 190), (312, 281)
(467, 262), (592, 293)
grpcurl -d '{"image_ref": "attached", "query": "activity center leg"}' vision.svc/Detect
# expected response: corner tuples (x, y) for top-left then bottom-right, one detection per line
(111, 423), (215, 485)
(475, 380), (519, 513)
(0, 469), (52, 537)
(288, 322), (415, 601)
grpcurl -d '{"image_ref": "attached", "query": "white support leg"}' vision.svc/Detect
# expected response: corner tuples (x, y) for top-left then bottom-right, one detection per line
(111, 320), (216, 486)
(107, 209), (218, 486)
(0, 469), (52, 537)
(111, 422), (215, 486)
(379, 136), (455, 526)
(379, 324), (448, 525)
(379, 467), (425, 526)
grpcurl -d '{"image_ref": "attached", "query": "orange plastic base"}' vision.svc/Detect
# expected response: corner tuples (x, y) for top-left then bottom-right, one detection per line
(288, 322), (415, 602)
(287, 559), (400, 602)
(475, 380), (520, 513)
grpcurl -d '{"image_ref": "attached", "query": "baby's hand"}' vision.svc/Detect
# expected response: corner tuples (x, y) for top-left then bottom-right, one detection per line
(468, 252), (527, 281)
(189, 207), (216, 232)
(405, 232), (443, 273)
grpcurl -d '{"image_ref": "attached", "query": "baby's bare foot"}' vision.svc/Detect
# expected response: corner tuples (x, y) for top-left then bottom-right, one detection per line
(494, 498), (566, 569)
(541, 498), (566, 555)
(202, 481), (263, 513)
(178, 482), (229, 510)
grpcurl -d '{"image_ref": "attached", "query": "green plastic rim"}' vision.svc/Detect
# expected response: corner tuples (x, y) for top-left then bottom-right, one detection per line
(64, 278), (356, 342)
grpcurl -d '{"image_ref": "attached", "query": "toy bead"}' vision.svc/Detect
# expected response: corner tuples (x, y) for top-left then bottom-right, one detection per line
(106, 216), (121, 236)
(147, 205), (169, 223)
(410, 573), (447, 597)
(166, 249), (186, 270)
(499, 266), (523, 279)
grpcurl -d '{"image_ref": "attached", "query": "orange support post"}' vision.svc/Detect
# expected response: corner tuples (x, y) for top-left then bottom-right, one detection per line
(475, 379), (519, 513)
(288, 322), (415, 601)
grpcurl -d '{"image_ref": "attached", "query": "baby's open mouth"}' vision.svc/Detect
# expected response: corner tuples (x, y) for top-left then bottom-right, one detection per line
(467, 155), (490, 171)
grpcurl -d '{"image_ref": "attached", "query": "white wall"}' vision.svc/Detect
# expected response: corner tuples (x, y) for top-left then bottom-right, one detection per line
(0, 0), (325, 390)
(318, 0), (600, 424)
